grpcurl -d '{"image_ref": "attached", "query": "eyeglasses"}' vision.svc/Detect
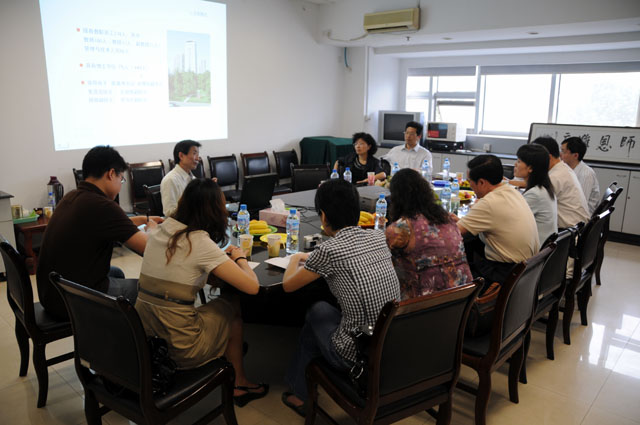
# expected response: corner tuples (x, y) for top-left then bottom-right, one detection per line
(403, 131), (418, 136)
(119, 175), (126, 184)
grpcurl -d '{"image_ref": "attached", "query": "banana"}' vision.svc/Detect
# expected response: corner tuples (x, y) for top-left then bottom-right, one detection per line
(359, 211), (374, 221)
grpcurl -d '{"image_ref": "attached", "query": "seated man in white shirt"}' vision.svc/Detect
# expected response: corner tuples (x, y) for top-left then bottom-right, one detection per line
(560, 137), (600, 215)
(533, 136), (590, 228)
(453, 155), (539, 289)
(383, 121), (432, 170)
(161, 140), (200, 216)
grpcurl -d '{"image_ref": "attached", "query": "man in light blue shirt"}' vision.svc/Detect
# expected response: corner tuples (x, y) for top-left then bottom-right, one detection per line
(383, 121), (432, 170)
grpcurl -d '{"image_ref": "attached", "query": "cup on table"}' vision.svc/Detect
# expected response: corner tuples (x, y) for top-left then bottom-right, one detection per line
(367, 172), (375, 186)
(11, 205), (22, 219)
(44, 206), (54, 218)
(267, 234), (282, 258)
(239, 234), (253, 258)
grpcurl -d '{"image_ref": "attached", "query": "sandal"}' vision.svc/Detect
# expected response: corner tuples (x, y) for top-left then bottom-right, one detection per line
(281, 391), (306, 418)
(233, 383), (269, 407)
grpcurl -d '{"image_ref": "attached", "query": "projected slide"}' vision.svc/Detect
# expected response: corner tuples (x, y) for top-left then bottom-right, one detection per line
(39, 0), (227, 151)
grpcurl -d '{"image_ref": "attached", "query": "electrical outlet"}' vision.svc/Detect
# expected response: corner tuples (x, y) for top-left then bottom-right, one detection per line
(483, 143), (492, 152)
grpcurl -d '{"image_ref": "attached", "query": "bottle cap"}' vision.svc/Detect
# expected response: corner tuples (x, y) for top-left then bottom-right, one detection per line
(333, 169), (337, 173)
(345, 167), (350, 171)
(240, 204), (247, 210)
(378, 194), (385, 199)
(290, 208), (297, 214)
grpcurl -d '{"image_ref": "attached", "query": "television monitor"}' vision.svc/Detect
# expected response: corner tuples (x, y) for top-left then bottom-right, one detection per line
(378, 110), (425, 147)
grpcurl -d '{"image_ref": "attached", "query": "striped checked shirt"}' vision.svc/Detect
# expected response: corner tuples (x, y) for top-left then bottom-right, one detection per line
(304, 226), (400, 363)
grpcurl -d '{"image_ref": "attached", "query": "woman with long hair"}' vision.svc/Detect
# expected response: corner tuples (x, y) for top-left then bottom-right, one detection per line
(514, 143), (558, 245)
(385, 168), (472, 300)
(135, 178), (268, 407)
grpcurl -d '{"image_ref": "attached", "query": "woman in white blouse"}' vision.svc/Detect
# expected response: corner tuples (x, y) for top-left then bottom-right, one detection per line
(514, 144), (558, 245)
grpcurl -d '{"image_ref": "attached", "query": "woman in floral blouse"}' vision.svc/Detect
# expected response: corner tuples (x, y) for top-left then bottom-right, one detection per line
(385, 168), (472, 300)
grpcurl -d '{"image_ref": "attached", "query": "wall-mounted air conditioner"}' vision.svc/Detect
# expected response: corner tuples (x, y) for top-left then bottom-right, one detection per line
(363, 8), (420, 34)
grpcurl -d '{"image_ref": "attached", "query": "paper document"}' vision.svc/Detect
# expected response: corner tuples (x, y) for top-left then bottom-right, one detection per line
(247, 261), (260, 270)
(264, 255), (294, 270)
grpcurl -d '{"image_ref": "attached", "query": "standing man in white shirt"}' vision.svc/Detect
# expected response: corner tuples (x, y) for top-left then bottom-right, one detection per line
(533, 137), (590, 228)
(560, 137), (600, 214)
(161, 140), (201, 216)
(383, 121), (432, 170)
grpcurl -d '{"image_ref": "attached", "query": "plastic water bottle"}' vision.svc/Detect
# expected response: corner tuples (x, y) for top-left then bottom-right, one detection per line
(450, 178), (460, 215)
(237, 204), (250, 235)
(286, 208), (300, 254)
(441, 182), (452, 213)
(391, 162), (400, 177)
(343, 167), (352, 183)
(421, 159), (431, 183)
(374, 194), (387, 231)
(330, 169), (339, 179)
(442, 158), (451, 180)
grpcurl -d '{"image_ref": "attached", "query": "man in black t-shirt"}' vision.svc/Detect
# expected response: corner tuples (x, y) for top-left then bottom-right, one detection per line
(37, 146), (159, 320)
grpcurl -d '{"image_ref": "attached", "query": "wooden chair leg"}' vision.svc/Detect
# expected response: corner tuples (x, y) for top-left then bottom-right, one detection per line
(546, 303), (559, 360)
(222, 370), (238, 425)
(509, 345), (525, 404)
(305, 382), (319, 425)
(519, 332), (531, 384)
(436, 399), (453, 425)
(595, 245), (604, 286)
(474, 370), (492, 425)
(563, 292), (576, 345)
(33, 343), (49, 408)
(84, 389), (103, 425)
(577, 287), (590, 326)
(15, 320), (30, 377)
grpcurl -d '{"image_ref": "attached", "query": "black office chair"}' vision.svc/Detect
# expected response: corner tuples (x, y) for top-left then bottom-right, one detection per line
(273, 149), (299, 191)
(380, 158), (391, 177)
(290, 164), (330, 192)
(128, 161), (165, 214)
(208, 155), (241, 202)
(0, 237), (73, 408)
(142, 184), (163, 216)
(168, 158), (206, 179)
(592, 182), (623, 286)
(306, 281), (482, 425)
(50, 272), (238, 425)
(242, 151), (290, 195)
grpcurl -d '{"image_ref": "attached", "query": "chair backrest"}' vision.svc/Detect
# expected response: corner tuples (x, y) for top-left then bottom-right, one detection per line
(241, 151), (270, 176)
(370, 281), (482, 401)
(537, 228), (575, 298)
(0, 237), (36, 324)
(128, 161), (165, 206)
(495, 244), (556, 349)
(291, 164), (330, 192)
(576, 208), (613, 272)
(380, 158), (391, 176)
(502, 164), (515, 180)
(273, 149), (299, 180)
(143, 184), (163, 216)
(50, 273), (150, 397)
(72, 168), (84, 187)
(208, 155), (239, 189)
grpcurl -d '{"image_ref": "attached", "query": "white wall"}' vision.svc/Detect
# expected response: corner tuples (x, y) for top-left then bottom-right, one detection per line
(0, 0), (344, 212)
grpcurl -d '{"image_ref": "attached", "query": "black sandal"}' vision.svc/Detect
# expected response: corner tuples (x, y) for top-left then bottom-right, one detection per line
(233, 383), (269, 407)
(281, 391), (306, 418)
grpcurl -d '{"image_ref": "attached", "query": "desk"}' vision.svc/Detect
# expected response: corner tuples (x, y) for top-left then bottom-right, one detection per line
(14, 216), (49, 275)
(299, 136), (354, 166)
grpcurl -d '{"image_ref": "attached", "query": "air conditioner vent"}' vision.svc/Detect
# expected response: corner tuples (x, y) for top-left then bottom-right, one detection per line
(363, 8), (420, 34)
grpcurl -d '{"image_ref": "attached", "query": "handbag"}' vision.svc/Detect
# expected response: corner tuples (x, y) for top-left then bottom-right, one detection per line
(348, 324), (373, 397)
(148, 336), (177, 395)
(465, 282), (501, 337)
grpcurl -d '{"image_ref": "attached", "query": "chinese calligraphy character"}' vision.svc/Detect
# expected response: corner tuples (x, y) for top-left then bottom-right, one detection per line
(597, 135), (611, 152)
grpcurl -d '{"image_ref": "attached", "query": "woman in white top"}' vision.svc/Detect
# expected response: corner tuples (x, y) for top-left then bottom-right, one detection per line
(135, 178), (268, 407)
(514, 144), (558, 245)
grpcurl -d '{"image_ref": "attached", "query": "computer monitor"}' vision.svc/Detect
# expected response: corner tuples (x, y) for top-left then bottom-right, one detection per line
(234, 172), (278, 214)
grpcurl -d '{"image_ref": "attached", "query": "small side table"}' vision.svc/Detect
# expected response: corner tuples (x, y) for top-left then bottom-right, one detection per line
(14, 216), (50, 275)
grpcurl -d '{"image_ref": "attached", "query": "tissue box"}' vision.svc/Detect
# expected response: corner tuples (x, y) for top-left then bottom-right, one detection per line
(259, 208), (288, 228)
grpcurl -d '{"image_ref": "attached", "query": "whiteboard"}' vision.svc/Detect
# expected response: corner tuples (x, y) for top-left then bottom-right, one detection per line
(528, 123), (640, 165)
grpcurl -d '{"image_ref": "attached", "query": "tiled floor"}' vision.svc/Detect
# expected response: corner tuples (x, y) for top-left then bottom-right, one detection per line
(1, 241), (639, 425)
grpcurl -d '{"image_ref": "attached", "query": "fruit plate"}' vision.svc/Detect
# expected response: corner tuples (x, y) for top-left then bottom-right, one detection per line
(259, 233), (287, 245)
(233, 225), (277, 239)
(459, 190), (475, 203)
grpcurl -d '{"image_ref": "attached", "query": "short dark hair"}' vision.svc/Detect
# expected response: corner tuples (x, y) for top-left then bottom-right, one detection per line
(532, 136), (560, 158)
(467, 154), (503, 185)
(352, 132), (378, 156)
(405, 121), (423, 137)
(173, 140), (202, 164)
(82, 146), (128, 179)
(516, 144), (555, 200)
(314, 179), (360, 231)
(389, 168), (449, 224)
(562, 136), (587, 161)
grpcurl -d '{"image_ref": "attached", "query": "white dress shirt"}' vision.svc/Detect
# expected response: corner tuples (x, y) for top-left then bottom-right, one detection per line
(548, 161), (590, 228)
(572, 161), (601, 215)
(383, 144), (432, 170)
(160, 165), (195, 216)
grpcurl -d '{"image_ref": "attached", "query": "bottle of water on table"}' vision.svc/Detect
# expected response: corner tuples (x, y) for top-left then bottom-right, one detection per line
(442, 157), (450, 180)
(374, 194), (387, 231)
(286, 208), (300, 254)
(441, 182), (452, 213)
(450, 178), (460, 215)
(237, 204), (250, 235)
(391, 162), (400, 177)
(330, 169), (339, 179)
(421, 159), (431, 183)
(343, 167), (352, 183)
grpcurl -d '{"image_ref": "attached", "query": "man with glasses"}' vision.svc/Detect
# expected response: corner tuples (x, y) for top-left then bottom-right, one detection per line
(383, 121), (432, 170)
(37, 146), (161, 320)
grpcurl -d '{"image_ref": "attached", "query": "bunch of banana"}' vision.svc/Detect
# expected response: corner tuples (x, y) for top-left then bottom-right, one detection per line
(358, 211), (374, 227)
(249, 220), (270, 235)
